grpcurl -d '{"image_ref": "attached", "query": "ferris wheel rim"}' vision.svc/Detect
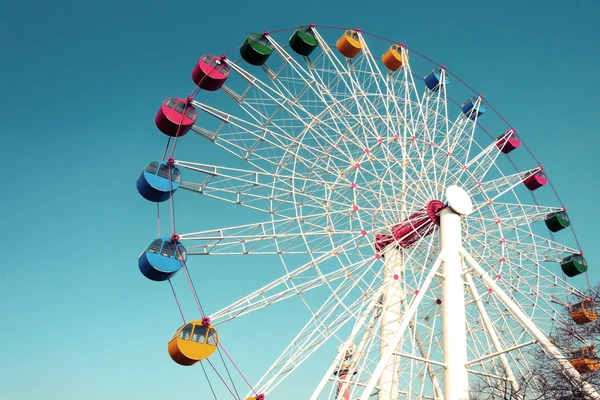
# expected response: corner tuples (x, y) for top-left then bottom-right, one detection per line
(183, 24), (587, 318)
(183, 28), (584, 318)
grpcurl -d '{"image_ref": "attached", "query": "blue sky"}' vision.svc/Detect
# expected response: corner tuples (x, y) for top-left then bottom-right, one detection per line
(1, 0), (599, 399)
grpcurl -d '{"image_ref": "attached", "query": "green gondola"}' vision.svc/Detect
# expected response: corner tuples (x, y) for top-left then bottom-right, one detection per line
(561, 254), (588, 277)
(240, 33), (274, 66)
(544, 211), (570, 232)
(289, 26), (319, 56)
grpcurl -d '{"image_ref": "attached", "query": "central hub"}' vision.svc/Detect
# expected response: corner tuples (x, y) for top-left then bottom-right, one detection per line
(375, 200), (446, 252)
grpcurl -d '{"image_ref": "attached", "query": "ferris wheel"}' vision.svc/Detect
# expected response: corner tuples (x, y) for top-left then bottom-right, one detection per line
(136, 24), (600, 400)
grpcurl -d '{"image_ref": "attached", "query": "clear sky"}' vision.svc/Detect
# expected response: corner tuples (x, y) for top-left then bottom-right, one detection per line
(1, 0), (599, 399)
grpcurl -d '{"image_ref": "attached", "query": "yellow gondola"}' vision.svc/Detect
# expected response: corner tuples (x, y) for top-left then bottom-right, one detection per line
(569, 346), (600, 374)
(569, 299), (598, 325)
(168, 320), (219, 366)
(382, 44), (409, 71)
(336, 30), (362, 59)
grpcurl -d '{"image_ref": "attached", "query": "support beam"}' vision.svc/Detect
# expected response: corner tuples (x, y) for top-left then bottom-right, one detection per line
(309, 290), (382, 400)
(358, 254), (445, 400)
(440, 208), (469, 400)
(464, 271), (520, 394)
(379, 247), (403, 400)
(460, 248), (600, 400)
(466, 340), (536, 366)
(335, 301), (381, 400)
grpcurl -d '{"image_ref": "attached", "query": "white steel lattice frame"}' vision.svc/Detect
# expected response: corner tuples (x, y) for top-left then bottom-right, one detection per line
(152, 26), (596, 399)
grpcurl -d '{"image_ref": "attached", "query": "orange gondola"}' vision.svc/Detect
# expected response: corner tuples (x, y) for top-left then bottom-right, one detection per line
(336, 30), (362, 59)
(168, 320), (219, 366)
(381, 44), (409, 71)
(569, 346), (600, 374)
(569, 299), (598, 325)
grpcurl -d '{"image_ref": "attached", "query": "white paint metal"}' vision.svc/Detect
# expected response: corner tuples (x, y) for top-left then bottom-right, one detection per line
(309, 290), (383, 400)
(460, 248), (600, 400)
(464, 271), (520, 394)
(379, 247), (403, 400)
(440, 207), (469, 400)
(359, 255), (445, 400)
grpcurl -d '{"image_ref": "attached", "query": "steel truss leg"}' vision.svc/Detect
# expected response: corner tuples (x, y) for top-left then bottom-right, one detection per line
(464, 271), (520, 395)
(379, 247), (404, 400)
(440, 208), (469, 400)
(310, 289), (383, 400)
(460, 247), (600, 400)
(359, 254), (446, 400)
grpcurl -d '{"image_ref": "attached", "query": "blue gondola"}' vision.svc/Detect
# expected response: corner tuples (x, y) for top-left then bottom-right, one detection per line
(138, 238), (187, 281)
(461, 97), (486, 120)
(424, 69), (448, 92)
(136, 160), (182, 202)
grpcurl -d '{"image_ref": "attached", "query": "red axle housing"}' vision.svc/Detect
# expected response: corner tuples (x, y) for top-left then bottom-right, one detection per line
(375, 200), (446, 252)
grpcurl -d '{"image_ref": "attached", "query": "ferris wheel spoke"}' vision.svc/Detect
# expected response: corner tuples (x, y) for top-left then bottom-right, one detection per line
(265, 32), (368, 132)
(190, 100), (353, 181)
(225, 51), (384, 171)
(176, 160), (372, 218)
(465, 225), (580, 288)
(308, 30), (415, 190)
(442, 98), (485, 168)
(317, 42), (415, 200)
(434, 122), (475, 197)
(309, 28), (381, 132)
(178, 213), (361, 256)
(392, 74), (440, 202)
(402, 51), (433, 140)
(270, 31), (435, 206)
(260, 39), (370, 157)
(424, 87), (454, 199)
(464, 232), (582, 335)
(419, 69), (451, 147)
(503, 225), (578, 262)
(257, 77), (378, 180)
(189, 102), (328, 175)
(344, 34), (399, 142)
(210, 241), (379, 324)
(177, 161), (297, 215)
(400, 51), (451, 199)
(475, 201), (565, 231)
(351, 164), (430, 220)
(449, 129), (513, 185)
(468, 167), (542, 208)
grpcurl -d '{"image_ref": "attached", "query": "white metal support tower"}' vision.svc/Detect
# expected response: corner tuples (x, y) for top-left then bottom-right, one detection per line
(379, 247), (404, 400)
(439, 206), (469, 400)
